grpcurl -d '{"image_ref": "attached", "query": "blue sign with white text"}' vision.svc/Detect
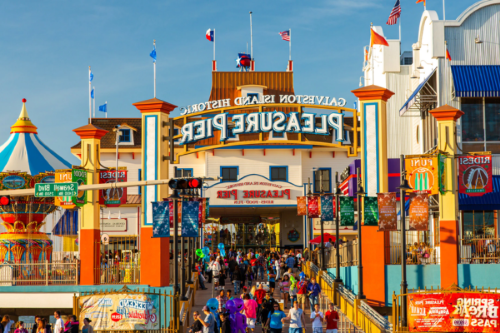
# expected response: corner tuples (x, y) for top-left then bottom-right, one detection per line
(181, 201), (199, 237)
(152, 202), (170, 238)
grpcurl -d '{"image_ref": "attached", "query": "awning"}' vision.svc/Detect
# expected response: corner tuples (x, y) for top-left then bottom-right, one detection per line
(451, 65), (500, 97)
(459, 176), (500, 211)
(52, 210), (78, 236)
(399, 68), (437, 116)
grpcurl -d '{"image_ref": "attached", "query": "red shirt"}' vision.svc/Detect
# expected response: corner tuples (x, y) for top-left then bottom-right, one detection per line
(297, 280), (308, 295)
(254, 289), (266, 304)
(325, 310), (339, 329)
(251, 259), (258, 267)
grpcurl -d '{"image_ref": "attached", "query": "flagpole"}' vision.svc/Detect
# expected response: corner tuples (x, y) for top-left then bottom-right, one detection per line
(443, 0), (446, 20)
(370, 24), (375, 86)
(249, 11), (253, 60)
(89, 66), (92, 122)
(153, 40), (156, 98)
(213, 29), (216, 61)
(289, 29), (292, 61)
(106, 102), (108, 118)
(93, 86), (95, 118)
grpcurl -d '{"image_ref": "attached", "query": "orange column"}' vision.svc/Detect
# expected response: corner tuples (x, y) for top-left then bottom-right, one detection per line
(429, 105), (464, 288)
(133, 98), (177, 287)
(73, 124), (108, 285)
(351, 85), (394, 306)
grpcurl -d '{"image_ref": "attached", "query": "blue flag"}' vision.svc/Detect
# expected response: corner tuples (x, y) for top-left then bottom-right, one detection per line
(150, 44), (156, 63)
(98, 103), (107, 112)
(152, 202), (170, 238)
(89, 71), (94, 82)
(181, 200), (199, 237)
(91, 88), (94, 99)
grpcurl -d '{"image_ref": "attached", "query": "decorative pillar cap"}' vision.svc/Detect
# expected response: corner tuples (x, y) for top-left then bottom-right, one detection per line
(429, 104), (464, 122)
(351, 85), (395, 102)
(133, 98), (178, 114)
(73, 124), (108, 139)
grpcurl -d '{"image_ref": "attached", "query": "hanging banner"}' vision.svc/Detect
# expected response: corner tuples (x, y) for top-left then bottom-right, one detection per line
(206, 198), (210, 217)
(340, 197), (354, 226)
(152, 202), (170, 238)
(405, 157), (439, 195)
(297, 196), (307, 216)
(458, 155), (493, 197)
(55, 170), (76, 209)
(363, 196), (378, 226)
(307, 196), (320, 218)
(408, 192), (429, 231)
(321, 195), (334, 221)
(438, 154), (447, 195)
(377, 193), (397, 231)
(72, 168), (87, 207)
(99, 169), (127, 207)
(408, 292), (500, 332)
(78, 294), (159, 330)
(181, 200), (199, 237)
(191, 198), (205, 227)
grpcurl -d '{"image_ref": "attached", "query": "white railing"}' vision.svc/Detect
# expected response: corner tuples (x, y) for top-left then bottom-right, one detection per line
(0, 261), (78, 286)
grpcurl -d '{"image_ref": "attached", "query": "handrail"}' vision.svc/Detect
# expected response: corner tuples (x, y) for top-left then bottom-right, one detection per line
(179, 302), (186, 325)
(359, 300), (392, 331)
(337, 284), (355, 304)
(311, 262), (320, 274)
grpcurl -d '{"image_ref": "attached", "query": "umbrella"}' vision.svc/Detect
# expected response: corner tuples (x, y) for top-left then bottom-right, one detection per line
(309, 233), (336, 245)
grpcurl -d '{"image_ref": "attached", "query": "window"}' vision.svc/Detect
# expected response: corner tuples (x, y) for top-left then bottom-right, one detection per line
(175, 168), (193, 177)
(462, 211), (495, 239)
(314, 168), (331, 193)
(221, 167), (238, 182)
(119, 129), (131, 142)
(270, 166), (287, 181)
(461, 97), (500, 153)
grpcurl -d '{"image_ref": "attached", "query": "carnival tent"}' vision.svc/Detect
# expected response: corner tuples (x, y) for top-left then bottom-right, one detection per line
(309, 233), (336, 244)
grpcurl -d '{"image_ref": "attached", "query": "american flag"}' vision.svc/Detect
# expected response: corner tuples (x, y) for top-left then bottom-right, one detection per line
(279, 30), (290, 41)
(386, 0), (401, 25)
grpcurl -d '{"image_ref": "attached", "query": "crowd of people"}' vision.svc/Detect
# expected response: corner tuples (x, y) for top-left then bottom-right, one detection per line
(0, 313), (93, 333)
(191, 248), (339, 333)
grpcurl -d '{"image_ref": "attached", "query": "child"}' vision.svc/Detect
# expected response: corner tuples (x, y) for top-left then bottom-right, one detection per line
(246, 265), (254, 288)
(267, 265), (276, 293)
(219, 312), (231, 333)
(14, 322), (28, 333)
(226, 290), (232, 300)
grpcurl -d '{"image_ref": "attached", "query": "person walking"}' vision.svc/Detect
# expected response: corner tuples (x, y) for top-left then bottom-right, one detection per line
(279, 275), (291, 309)
(81, 319), (93, 333)
(283, 301), (306, 333)
(216, 290), (229, 313)
(1, 316), (14, 333)
(243, 294), (258, 333)
(36, 319), (48, 333)
(296, 276), (309, 310)
(265, 303), (286, 333)
(233, 265), (242, 295)
(310, 303), (324, 333)
(199, 306), (216, 333)
(209, 256), (221, 291)
(189, 311), (203, 333)
(54, 311), (64, 333)
(68, 316), (79, 333)
(14, 322), (28, 333)
(254, 284), (267, 324)
(307, 277), (322, 312)
(325, 303), (339, 333)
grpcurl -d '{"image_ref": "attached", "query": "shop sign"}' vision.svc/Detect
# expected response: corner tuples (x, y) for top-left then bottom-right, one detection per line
(72, 168), (87, 207)
(340, 197), (354, 226)
(179, 111), (345, 145)
(99, 169), (127, 207)
(221, 216), (260, 224)
(54, 170), (76, 208)
(287, 228), (300, 242)
(205, 175), (302, 206)
(458, 155), (492, 197)
(101, 219), (127, 232)
(405, 157), (439, 195)
(79, 294), (159, 330)
(377, 193), (397, 231)
(408, 292), (500, 332)
(408, 192), (429, 231)
(152, 202), (170, 238)
(180, 94), (347, 116)
(363, 196), (378, 226)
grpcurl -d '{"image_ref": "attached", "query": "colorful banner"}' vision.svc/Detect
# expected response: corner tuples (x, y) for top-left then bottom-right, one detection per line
(408, 292), (500, 332)
(307, 196), (320, 218)
(377, 193), (397, 231)
(79, 294), (159, 330)
(206, 198), (210, 218)
(181, 200), (199, 237)
(152, 202), (170, 238)
(405, 157), (439, 195)
(72, 168), (87, 207)
(340, 197), (354, 226)
(99, 169), (127, 207)
(55, 170), (75, 209)
(408, 192), (429, 231)
(191, 198), (205, 227)
(297, 196), (307, 216)
(458, 155), (493, 197)
(321, 195), (334, 221)
(438, 154), (447, 195)
(363, 196), (378, 226)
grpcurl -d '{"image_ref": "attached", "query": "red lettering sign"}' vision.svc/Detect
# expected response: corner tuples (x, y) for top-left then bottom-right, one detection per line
(111, 313), (122, 322)
(458, 155), (493, 197)
(99, 170), (127, 207)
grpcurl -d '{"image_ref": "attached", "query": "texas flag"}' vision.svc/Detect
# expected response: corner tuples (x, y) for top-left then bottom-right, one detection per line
(206, 29), (214, 42)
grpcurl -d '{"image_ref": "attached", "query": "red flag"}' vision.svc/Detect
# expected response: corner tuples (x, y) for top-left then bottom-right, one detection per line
(416, 0), (426, 6)
(446, 49), (452, 61)
(370, 28), (389, 47)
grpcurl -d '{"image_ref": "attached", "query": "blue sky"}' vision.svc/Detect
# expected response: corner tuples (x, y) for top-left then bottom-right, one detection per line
(0, 0), (477, 164)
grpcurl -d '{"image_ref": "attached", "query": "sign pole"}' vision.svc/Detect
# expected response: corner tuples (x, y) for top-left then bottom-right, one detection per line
(334, 172), (342, 283)
(356, 167), (366, 299)
(319, 171), (326, 271)
(399, 155), (409, 328)
(173, 197), (179, 296)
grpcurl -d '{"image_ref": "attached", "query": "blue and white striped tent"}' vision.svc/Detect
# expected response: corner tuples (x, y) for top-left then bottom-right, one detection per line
(0, 99), (71, 175)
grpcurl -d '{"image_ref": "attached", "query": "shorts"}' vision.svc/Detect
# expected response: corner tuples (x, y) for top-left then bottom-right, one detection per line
(326, 330), (338, 333)
(289, 328), (303, 333)
(247, 318), (256, 328)
(270, 329), (283, 333)
(313, 328), (323, 333)
(269, 282), (275, 288)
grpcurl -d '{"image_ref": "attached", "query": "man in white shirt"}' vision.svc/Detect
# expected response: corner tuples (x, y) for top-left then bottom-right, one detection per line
(283, 301), (306, 333)
(310, 303), (324, 333)
(54, 311), (64, 333)
(209, 257), (221, 290)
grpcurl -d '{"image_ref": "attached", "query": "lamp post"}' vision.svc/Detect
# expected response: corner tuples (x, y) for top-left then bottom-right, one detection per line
(334, 172), (342, 283)
(398, 154), (411, 328)
(171, 192), (180, 296)
(186, 236), (194, 284)
(356, 167), (366, 299)
(318, 170), (326, 271)
(307, 177), (313, 252)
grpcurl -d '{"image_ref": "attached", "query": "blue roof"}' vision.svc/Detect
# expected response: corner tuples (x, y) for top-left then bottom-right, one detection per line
(399, 68), (437, 116)
(451, 65), (500, 98)
(459, 175), (500, 211)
